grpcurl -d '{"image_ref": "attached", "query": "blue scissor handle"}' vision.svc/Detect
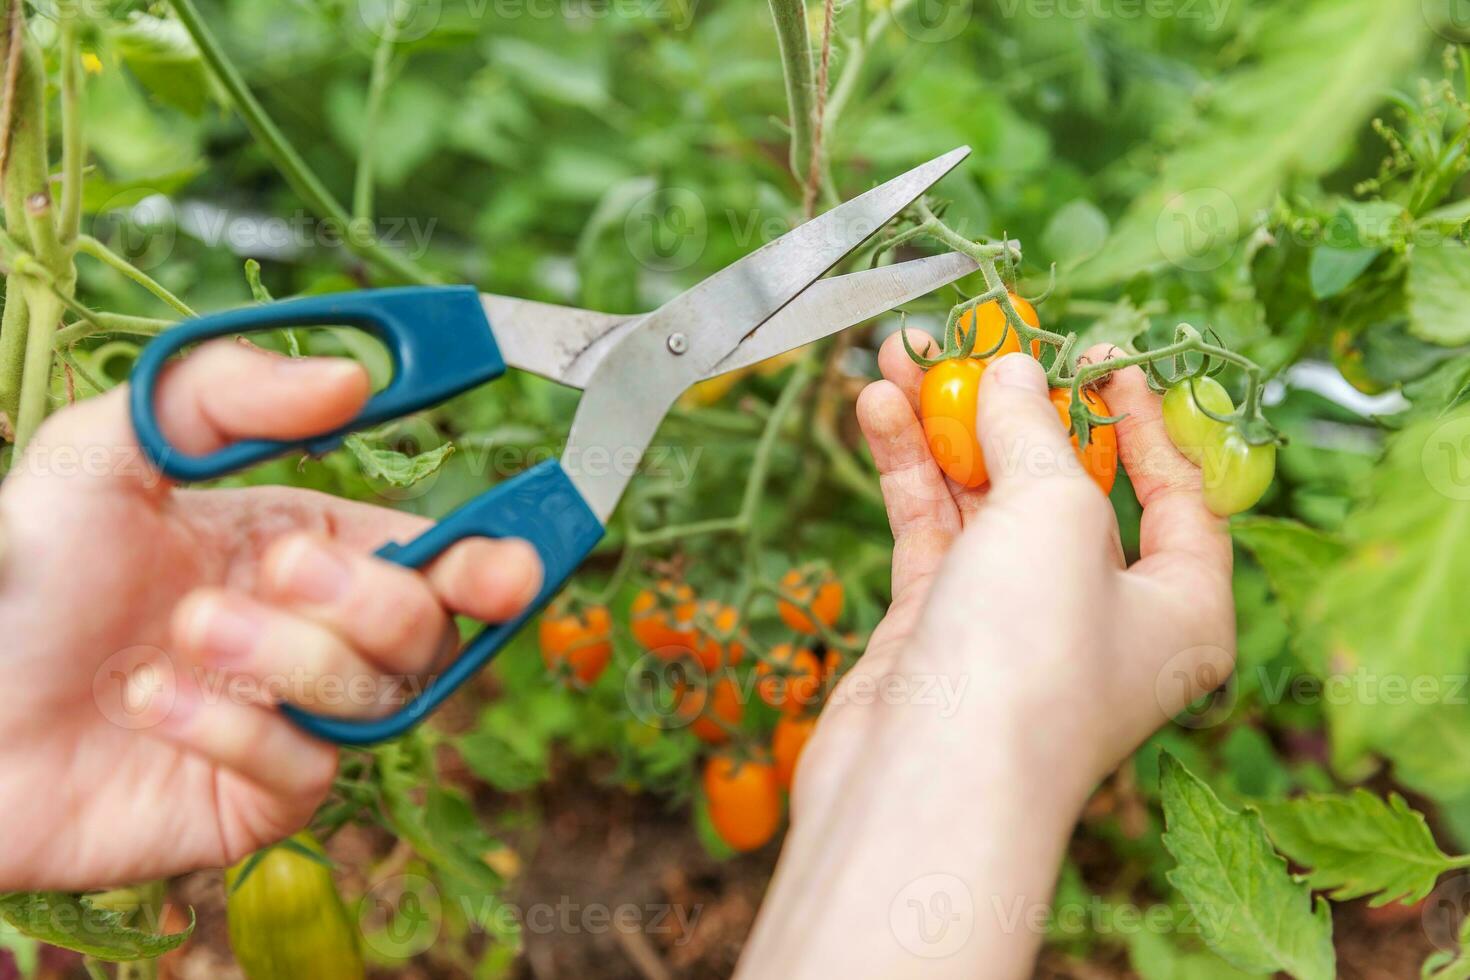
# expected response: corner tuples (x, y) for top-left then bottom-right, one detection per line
(284, 459), (606, 745)
(130, 286), (504, 482)
(129, 288), (607, 744)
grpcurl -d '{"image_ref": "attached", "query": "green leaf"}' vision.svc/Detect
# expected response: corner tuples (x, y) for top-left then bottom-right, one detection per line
(1041, 198), (1110, 267)
(1128, 927), (1270, 980)
(1230, 517), (1348, 620)
(375, 740), (503, 896)
(0, 892), (194, 962)
(1071, 0), (1426, 289)
(1297, 407), (1470, 786)
(1310, 246), (1381, 300)
(1159, 752), (1335, 980)
(1256, 789), (1460, 906)
(111, 13), (211, 116)
(344, 435), (453, 487)
(1409, 242), (1470, 346)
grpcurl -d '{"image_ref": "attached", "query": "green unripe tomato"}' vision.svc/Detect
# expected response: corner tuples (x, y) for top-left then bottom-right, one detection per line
(226, 833), (364, 980)
(1201, 429), (1276, 517)
(1162, 377), (1235, 466)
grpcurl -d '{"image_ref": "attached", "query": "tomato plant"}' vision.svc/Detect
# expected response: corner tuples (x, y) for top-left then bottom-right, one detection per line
(954, 292), (1043, 361)
(703, 754), (782, 852)
(1, 0), (1466, 977)
(755, 643), (823, 716)
(771, 715), (816, 792)
(776, 567), (844, 635)
(538, 598), (613, 685)
(1049, 386), (1118, 496)
(631, 581), (698, 657)
(918, 356), (989, 488)
(225, 834), (363, 980)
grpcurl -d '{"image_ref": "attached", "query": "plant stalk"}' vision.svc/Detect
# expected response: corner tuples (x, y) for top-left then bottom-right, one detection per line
(166, 0), (436, 285)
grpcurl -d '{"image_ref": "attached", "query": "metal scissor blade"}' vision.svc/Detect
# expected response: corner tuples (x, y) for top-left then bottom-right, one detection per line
(650, 145), (972, 380)
(563, 145), (972, 522)
(707, 250), (978, 378)
(487, 251), (977, 389)
(481, 295), (634, 386)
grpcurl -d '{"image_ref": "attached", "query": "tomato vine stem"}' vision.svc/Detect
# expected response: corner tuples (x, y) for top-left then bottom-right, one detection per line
(166, 0), (436, 286)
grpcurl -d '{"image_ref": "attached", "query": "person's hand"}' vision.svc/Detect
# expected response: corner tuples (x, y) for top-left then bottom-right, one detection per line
(739, 337), (1235, 979)
(0, 342), (542, 890)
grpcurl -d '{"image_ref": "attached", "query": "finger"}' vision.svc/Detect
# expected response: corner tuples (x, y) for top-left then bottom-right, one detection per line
(154, 341), (370, 455)
(258, 534), (459, 673)
(424, 537), (543, 621)
(21, 344), (371, 498)
(189, 487), (543, 621)
(876, 328), (934, 413)
(976, 354), (1097, 502)
(1087, 345), (1231, 577)
(856, 379), (961, 600)
(155, 671), (339, 798)
(172, 588), (433, 719)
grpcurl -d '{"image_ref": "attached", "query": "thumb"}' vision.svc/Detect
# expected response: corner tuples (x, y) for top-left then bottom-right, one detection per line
(23, 341), (369, 496)
(976, 353), (1092, 496)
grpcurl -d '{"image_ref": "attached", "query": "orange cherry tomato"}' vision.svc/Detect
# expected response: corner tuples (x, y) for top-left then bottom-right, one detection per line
(538, 602), (613, 686)
(772, 715), (817, 792)
(756, 643), (823, 716)
(676, 674), (744, 744)
(954, 292), (1042, 361)
(919, 357), (988, 488)
(776, 568), (843, 635)
(631, 581), (698, 658)
(1048, 387), (1118, 496)
(704, 754), (782, 852)
(692, 601), (745, 670)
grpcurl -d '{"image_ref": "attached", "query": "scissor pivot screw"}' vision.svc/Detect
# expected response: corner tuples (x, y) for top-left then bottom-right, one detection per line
(667, 333), (689, 355)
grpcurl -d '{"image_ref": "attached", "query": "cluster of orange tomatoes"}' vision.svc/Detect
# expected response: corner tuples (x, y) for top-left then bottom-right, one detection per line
(537, 566), (849, 853)
(918, 293), (1118, 496)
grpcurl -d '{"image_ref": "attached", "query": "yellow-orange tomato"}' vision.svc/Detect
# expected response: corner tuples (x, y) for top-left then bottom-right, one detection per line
(756, 644), (823, 716)
(776, 568), (843, 634)
(692, 601), (745, 670)
(954, 293), (1042, 361)
(538, 603), (613, 685)
(1048, 387), (1118, 496)
(677, 675), (744, 744)
(919, 357), (988, 488)
(704, 754), (782, 852)
(631, 582), (698, 657)
(772, 715), (817, 792)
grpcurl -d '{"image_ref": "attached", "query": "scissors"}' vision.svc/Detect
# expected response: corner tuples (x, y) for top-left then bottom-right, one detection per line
(129, 146), (976, 745)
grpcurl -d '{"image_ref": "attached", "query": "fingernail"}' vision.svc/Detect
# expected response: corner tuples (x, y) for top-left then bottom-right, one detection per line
(190, 597), (263, 665)
(989, 353), (1046, 393)
(276, 537), (351, 604)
